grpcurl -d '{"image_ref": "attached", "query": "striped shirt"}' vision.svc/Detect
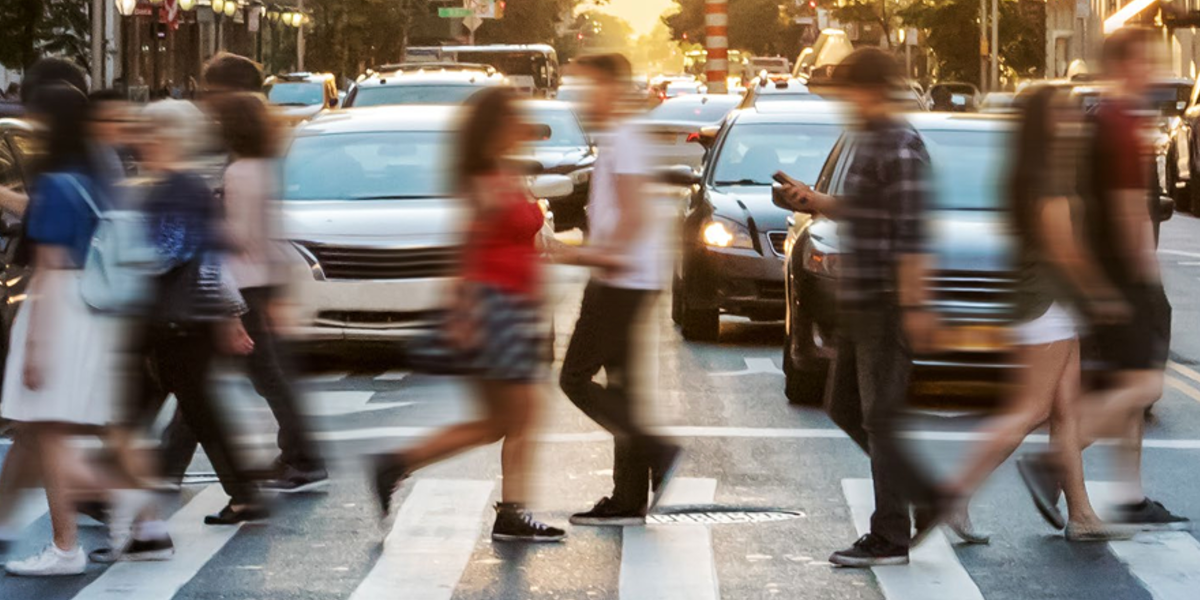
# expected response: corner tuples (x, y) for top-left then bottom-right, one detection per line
(838, 117), (931, 309)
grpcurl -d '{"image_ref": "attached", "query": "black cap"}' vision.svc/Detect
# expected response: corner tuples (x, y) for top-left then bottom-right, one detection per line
(831, 48), (901, 91)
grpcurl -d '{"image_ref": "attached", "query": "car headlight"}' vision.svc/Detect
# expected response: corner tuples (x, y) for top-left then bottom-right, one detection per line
(702, 217), (754, 249)
(801, 239), (840, 277)
(569, 168), (592, 185)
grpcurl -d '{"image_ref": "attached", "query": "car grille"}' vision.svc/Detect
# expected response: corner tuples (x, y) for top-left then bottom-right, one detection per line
(928, 271), (1015, 324)
(298, 243), (460, 280)
(316, 310), (441, 328)
(767, 232), (788, 256)
(758, 281), (786, 301)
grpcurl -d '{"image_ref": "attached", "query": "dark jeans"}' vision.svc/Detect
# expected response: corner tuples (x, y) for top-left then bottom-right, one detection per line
(161, 286), (323, 481)
(560, 281), (662, 511)
(141, 322), (258, 505)
(825, 308), (937, 548)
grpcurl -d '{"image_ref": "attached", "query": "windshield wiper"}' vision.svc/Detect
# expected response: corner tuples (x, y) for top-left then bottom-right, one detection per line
(274, 102), (312, 107)
(347, 194), (445, 200)
(713, 179), (770, 186)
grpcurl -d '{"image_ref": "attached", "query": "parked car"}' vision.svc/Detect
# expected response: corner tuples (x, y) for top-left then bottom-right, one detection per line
(979, 92), (1017, 114)
(0, 119), (37, 387)
(521, 99), (595, 231)
(927, 82), (981, 112)
(666, 102), (845, 341)
(264, 72), (339, 124)
(277, 107), (568, 343)
(343, 63), (507, 108)
(744, 56), (791, 80)
(737, 77), (818, 109)
(639, 94), (742, 171)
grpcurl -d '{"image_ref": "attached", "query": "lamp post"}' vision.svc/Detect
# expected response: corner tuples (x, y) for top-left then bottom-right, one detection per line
(114, 0), (138, 94)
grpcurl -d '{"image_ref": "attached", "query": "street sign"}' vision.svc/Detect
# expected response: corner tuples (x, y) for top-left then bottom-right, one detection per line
(438, 7), (472, 17)
(463, 13), (483, 31)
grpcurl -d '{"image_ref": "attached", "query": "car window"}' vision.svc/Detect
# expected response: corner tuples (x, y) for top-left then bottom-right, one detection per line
(814, 136), (845, 194)
(526, 107), (588, 147)
(710, 122), (843, 186)
(267, 82), (326, 106)
(283, 131), (451, 200)
(922, 129), (1009, 210)
(646, 97), (739, 123)
(350, 84), (485, 107)
(0, 138), (24, 193)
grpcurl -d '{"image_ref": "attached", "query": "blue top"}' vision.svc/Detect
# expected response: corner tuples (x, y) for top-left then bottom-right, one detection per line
(26, 171), (106, 268)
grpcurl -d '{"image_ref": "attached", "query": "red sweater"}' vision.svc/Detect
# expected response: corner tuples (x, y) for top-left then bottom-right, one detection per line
(462, 174), (544, 298)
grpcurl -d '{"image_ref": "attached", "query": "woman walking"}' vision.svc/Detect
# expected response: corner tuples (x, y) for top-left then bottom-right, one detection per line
(370, 87), (617, 541)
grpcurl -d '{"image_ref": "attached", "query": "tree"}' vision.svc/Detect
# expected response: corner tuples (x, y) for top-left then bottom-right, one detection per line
(664, 0), (788, 56)
(0, 0), (91, 72)
(899, 0), (1043, 83)
(476, 0), (572, 46)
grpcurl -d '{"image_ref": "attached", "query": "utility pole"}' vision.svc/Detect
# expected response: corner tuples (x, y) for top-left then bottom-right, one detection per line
(297, 0), (306, 71)
(91, 0), (105, 89)
(705, 0), (728, 94)
(979, 0), (987, 92)
(991, 0), (999, 90)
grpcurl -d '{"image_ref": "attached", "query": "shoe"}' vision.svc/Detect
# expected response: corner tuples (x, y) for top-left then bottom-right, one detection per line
(1016, 453), (1065, 530)
(90, 532), (176, 563)
(261, 464), (330, 494)
(829, 534), (909, 568)
(107, 490), (156, 560)
(944, 504), (991, 545)
(1065, 521), (1135, 542)
(370, 454), (409, 518)
(648, 444), (683, 512)
(204, 503), (269, 525)
(491, 503), (566, 543)
(570, 497), (647, 526)
(1113, 498), (1191, 532)
(5, 544), (87, 576)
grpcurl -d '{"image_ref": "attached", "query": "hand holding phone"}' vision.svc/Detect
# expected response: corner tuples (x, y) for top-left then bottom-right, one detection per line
(772, 171), (816, 212)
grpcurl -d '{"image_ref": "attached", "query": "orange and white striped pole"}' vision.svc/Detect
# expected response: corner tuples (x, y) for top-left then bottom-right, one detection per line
(705, 0), (728, 94)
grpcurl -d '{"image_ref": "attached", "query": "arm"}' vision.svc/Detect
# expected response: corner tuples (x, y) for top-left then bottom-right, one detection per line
(1037, 195), (1122, 299)
(1110, 188), (1160, 283)
(0, 185), (27, 215)
(774, 172), (839, 218)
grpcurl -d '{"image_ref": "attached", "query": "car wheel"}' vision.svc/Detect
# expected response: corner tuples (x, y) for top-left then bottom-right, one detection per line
(783, 331), (827, 406)
(678, 277), (719, 342)
(670, 275), (683, 326)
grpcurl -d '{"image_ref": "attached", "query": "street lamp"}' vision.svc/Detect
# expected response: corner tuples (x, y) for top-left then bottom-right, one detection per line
(212, 0), (225, 13)
(114, 0), (137, 15)
(179, 0), (197, 10)
(290, 12), (303, 27)
(224, 0), (238, 16)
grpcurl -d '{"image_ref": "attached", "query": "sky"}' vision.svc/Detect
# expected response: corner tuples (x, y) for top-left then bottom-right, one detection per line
(586, 0), (678, 36)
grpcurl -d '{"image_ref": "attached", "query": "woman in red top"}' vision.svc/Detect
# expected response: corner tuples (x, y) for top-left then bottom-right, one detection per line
(370, 87), (617, 542)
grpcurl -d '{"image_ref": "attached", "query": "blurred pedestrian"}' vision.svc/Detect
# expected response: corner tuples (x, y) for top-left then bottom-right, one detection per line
(560, 53), (683, 528)
(942, 85), (1133, 542)
(774, 48), (945, 567)
(209, 92), (327, 492)
(1020, 27), (1189, 532)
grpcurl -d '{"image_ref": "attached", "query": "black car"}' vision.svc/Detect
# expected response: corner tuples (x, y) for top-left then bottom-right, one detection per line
(780, 114), (1015, 404)
(0, 119), (37, 388)
(668, 102), (845, 341)
(521, 99), (595, 232)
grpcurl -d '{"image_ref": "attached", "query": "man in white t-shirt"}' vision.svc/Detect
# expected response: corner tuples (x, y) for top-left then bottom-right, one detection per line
(559, 54), (682, 527)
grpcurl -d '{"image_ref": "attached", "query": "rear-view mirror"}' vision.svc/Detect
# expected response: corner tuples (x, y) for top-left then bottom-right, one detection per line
(696, 125), (720, 149)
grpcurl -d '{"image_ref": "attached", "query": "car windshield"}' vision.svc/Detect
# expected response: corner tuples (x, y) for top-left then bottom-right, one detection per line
(647, 97), (738, 123)
(283, 131), (450, 200)
(922, 129), (1008, 211)
(351, 84), (484, 107)
(755, 92), (820, 103)
(1148, 83), (1190, 117)
(555, 87), (587, 103)
(527, 107), (588, 147)
(267, 82), (324, 106)
(711, 122), (842, 186)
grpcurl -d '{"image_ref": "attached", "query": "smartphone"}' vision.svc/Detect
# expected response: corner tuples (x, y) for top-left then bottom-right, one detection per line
(772, 171), (796, 186)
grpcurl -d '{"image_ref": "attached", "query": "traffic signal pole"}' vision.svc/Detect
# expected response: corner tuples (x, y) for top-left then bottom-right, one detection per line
(705, 0), (728, 94)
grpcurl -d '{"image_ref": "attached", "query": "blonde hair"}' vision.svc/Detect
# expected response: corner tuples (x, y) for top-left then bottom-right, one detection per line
(142, 99), (213, 160)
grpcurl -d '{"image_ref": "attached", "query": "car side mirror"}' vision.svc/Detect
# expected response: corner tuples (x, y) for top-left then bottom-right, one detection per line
(696, 125), (720, 149)
(529, 174), (573, 199)
(1158, 194), (1175, 222)
(658, 165), (701, 186)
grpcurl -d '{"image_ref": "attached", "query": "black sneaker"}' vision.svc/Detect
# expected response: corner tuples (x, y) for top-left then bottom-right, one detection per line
(570, 497), (646, 526)
(261, 464), (330, 494)
(1114, 498), (1191, 531)
(1016, 453), (1065, 530)
(491, 504), (566, 543)
(89, 534), (175, 563)
(829, 534), (909, 568)
(204, 503), (269, 525)
(369, 454), (409, 518)
(648, 444), (683, 512)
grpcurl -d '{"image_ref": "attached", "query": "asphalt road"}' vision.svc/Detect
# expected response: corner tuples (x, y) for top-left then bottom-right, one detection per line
(6, 216), (1200, 600)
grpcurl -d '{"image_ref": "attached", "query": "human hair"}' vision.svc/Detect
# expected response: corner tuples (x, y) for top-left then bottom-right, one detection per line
(210, 92), (277, 158)
(454, 87), (522, 198)
(21, 58), (87, 105)
(142, 99), (211, 160)
(1008, 85), (1057, 244)
(201, 52), (264, 93)
(1102, 27), (1151, 74)
(27, 83), (93, 177)
(573, 53), (632, 83)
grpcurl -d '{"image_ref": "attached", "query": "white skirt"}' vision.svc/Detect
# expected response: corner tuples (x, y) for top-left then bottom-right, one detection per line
(1014, 302), (1078, 346)
(1, 270), (122, 426)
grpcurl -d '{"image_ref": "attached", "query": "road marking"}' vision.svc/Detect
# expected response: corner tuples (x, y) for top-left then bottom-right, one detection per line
(1166, 376), (1200, 405)
(303, 372), (349, 384)
(374, 371), (409, 381)
(7, 488), (49, 531)
(348, 479), (494, 600)
(303, 391), (413, 417)
(620, 478), (719, 600)
(841, 479), (983, 600)
(709, 357), (784, 377)
(1160, 249), (1200, 259)
(73, 485), (238, 600)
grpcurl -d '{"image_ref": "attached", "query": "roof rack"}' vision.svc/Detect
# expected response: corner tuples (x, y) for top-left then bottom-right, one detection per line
(371, 62), (498, 76)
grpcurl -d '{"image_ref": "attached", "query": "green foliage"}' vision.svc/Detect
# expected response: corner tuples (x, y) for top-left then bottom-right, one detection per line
(477, 0), (571, 45)
(899, 0), (1043, 82)
(664, 0), (789, 56)
(0, 0), (91, 71)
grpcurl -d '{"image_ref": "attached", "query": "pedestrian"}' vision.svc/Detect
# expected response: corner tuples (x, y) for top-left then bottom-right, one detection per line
(774, 48), (946, 567)
(940, 85), (1133, 542)
(209, 92), (327, 492)
(1019, 27), (1189, 532)
(370, 86), (618, 541)
(560, 53), (683, 528)
(131, 99), (263, 525)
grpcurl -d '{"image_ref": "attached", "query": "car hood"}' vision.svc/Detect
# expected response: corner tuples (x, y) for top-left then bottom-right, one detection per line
(810, 210), (1011, 273)
(281, 198), (467, 247)
(520, 146), (594, 171)
(710, 185), (792, 232)
(278, 104), (324, 120)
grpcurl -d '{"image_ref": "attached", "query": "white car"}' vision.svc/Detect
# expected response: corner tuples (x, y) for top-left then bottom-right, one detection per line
(278, 106), (567, 342)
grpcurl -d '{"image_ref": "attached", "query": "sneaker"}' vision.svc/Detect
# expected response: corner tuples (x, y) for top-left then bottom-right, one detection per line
(369, 454), (409, 518)
(5, 544), (87, 576)
(261, 464), (330, 494)
(1065, 520), (1135, 542)
(107, 489), (156, 558)
(570, 497), (646, 526)
(1113, 498), (1191, 532)
(1016, 453), (1065, 530)
(491, 504), (566, 543)
(648, 444), (683, 512)
(829, 534), (909, 568)
(204, 503), (269, 525)
(90, 532), (176, 563)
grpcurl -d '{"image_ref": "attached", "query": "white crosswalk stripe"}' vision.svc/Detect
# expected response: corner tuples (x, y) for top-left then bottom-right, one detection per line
(619, 478), (720, 600)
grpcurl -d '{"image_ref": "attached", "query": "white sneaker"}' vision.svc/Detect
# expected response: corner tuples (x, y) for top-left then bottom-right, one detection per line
(5, 544), (87, 576)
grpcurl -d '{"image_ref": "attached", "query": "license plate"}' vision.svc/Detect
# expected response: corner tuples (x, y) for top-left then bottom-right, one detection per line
(940, 325), (1009, 352)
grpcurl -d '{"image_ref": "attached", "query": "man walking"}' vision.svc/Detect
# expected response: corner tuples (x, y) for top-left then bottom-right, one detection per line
(560, 53), (682, 526)
(775, 48), (944, 567)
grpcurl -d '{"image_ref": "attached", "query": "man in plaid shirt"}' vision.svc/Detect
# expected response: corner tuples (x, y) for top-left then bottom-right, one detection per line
(776, 48), (944, 567)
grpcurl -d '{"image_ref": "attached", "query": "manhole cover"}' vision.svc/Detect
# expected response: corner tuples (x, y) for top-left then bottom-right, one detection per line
(646, 507), (805, 526)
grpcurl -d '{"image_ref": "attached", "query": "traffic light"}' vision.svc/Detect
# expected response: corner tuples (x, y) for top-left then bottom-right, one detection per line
(808, 0), (816, 8)
(496, 0), (505, 19)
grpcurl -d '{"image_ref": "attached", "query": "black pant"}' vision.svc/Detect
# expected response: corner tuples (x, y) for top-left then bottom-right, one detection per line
(142, 322), (257, 505)
(161, 287), (323, 480)
(825, 309), (937, 548)
(560, 281), (661, 511)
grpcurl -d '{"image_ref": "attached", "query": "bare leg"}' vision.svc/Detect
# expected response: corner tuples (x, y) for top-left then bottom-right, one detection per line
(0, 428), (42, 526)
(396, 380), (506, 470)
(495, 383), (539, 504)
(35, 425), (84, 551)
(1078, 370), (1162, 448)
(1051, 341), (1102, 526)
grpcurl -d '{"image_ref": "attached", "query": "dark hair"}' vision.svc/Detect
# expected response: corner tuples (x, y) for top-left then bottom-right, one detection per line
(211, 92), (277, 158)
(28, 83), (93, 176)
(833, 48), (901, 91)
(574, 53), (632, 83)
(455, 87), (521, 198)
(1102, 27), (1151, 73)
(1008, 85), (1058, 243)
(201, 53), (264, 93)
(21, 58), (87, 105)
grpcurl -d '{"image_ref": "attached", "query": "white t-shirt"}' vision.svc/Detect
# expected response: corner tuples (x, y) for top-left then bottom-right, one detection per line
(588, 121), (667, 290)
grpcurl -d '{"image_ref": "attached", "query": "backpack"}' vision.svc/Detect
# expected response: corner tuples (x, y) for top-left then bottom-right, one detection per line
(59, 174), (162, 314)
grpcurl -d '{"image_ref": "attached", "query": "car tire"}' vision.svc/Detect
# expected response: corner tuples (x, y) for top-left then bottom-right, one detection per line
(783, 341), (827, 406)
(670, 276), (683, 326)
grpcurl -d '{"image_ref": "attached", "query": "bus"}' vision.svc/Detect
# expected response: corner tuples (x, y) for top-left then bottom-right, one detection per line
(405, 44), (560, 97)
